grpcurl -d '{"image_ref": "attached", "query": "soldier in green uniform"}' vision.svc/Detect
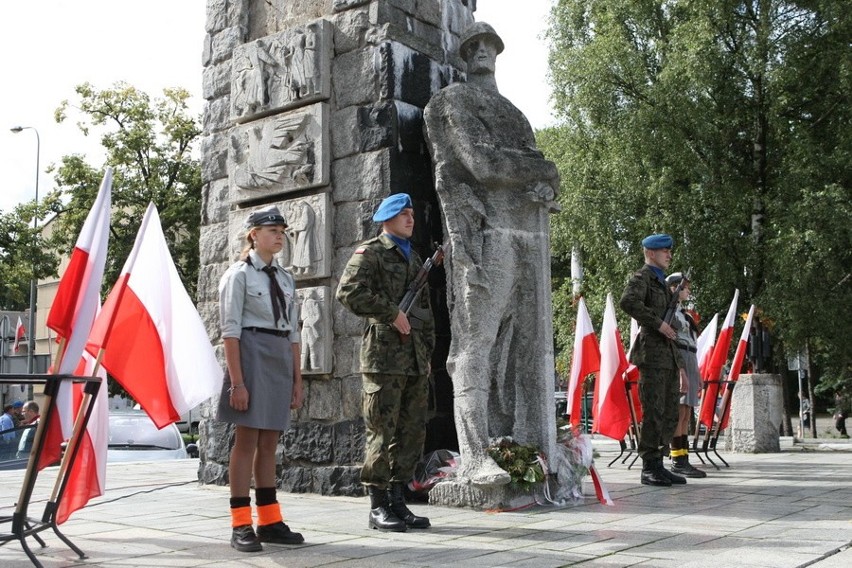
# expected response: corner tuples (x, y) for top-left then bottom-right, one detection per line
(336, 193), (435, 532)
(619, 234), (688, 487)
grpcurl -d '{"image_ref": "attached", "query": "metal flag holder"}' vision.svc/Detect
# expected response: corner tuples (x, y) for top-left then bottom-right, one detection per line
(607, 373), (642, 469)
(0, 373), (101, 568)
(692, 378), (733, 470)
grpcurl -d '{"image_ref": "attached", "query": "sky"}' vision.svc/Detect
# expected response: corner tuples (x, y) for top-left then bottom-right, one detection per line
(0, 0), (556, 214)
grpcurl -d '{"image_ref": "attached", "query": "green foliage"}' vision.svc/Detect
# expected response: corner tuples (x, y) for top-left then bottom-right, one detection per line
(49, 82), (202, 299)
(486, 438), (546, 490)
(542, 0), (851, 390)
(0, 196), (62, 310)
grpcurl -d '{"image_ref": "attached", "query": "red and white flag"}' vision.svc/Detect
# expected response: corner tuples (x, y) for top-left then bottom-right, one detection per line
(623, 318), (642, 422)
(695, 313), (719, 380)
(38, 168), (112, 524)
(566, 297), (600, 428)
(56, 350), (109, 524)
(698, 289), (739, 429)
(87, 203), (221, 428)
(13, 316), (25, 353)
(717, 305), (756, 429)
(592, 294), (631, 440)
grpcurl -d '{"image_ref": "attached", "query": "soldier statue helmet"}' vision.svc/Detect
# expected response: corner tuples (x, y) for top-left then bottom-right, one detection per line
(459, 21), (505, 60)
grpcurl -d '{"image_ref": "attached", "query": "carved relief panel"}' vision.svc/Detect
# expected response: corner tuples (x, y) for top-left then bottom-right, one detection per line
(295, 286), (332, 375)
(228, 192), (332, 281)
(228, 103), (329, 202)
(231, 19), (332, 123)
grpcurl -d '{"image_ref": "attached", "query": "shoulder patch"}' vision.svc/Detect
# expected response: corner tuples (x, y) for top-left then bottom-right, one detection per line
(355, 246), (367, 254)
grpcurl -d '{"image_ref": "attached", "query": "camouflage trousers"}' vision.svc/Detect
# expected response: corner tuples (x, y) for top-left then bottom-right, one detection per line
(637, 366), (680, 461)
(361, 372), (428, 488)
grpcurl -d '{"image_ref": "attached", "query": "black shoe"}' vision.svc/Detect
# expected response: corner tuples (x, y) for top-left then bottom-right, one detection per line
(659, 464), (687, 485)
(231, 525), (262, 552)
(671, 457), (707, 478)
(257, 521), (304, 545)
(388, 484), (430, 529)
(368, 505), (408, 532)
(640, 468), (672, 487)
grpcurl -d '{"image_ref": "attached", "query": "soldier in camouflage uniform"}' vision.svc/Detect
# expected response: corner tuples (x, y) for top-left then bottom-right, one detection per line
(336, 193), (435, 532)
(619, 234), (688, 487)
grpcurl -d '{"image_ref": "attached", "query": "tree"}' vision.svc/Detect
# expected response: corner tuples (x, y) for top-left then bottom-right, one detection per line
(542, 1), (851, 389)
(50, 82), (202, 298)
(0, 197), (61, 310)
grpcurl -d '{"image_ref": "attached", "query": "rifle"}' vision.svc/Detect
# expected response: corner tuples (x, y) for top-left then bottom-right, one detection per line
(663, 267), (692, 330)
(397, 243), (446, 340)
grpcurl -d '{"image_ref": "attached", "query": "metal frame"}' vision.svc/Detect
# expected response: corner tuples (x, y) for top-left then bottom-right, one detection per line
(0, 374), (101, 568)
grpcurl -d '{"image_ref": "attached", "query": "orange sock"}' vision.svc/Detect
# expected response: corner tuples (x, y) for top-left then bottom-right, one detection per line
(230, 506), (252, 528)
(256, 503), (283, 526)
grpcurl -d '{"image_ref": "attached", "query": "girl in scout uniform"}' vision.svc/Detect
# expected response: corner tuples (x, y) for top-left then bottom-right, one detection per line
(217, 206), (304, 552)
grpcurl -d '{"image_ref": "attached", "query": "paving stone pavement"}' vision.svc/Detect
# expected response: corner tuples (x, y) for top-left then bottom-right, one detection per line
(1, 437), (850, 567)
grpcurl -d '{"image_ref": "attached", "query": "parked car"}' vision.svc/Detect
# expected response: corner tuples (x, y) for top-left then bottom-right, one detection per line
(176, 405), (201, 434)
(108, 409), (191, 462)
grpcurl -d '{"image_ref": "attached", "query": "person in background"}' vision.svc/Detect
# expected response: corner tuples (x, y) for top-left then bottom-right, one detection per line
(665, 273), (706, 478)
(833, 392), (848, 438)
(0, 403), (21, 459)
(798, 391), (811, 439)
(216, 206), (305, 553)
(17, 400), (40, 458)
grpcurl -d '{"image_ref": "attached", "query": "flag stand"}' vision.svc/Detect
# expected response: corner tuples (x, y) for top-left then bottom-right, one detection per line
(607, 374), (641, 469)
(1, 374), (101, 568)
(694, 378), (732, 469)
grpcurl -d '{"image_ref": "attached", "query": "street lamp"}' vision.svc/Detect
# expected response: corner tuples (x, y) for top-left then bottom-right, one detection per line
(11, 126), (40, 376)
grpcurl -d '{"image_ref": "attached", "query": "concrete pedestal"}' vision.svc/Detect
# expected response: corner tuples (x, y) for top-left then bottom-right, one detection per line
(724, 374), (783, 453)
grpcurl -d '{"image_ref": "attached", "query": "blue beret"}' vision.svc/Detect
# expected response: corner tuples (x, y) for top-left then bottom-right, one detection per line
(372, 193), (413, 222)
(12, 400), (24, 408)
(246, 206), (287, 228)
(642, 233), (674, 249)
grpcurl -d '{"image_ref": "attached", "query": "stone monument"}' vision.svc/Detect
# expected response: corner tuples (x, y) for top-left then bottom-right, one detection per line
(199, 0), (480, 496)
(423, 22), (567, 508)
(724, 374), (784, 453)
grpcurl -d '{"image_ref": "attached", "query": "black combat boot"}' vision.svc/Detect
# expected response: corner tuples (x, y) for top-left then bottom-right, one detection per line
(388, 483), (430, 529)
(367, 487), (406, 532)
(670, 436), (707, 478)
(640, 458), (671, 487)
(658, 457), (687, 484)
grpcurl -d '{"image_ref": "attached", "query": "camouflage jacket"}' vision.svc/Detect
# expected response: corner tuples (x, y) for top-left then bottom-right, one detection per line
(619, 264), (684, 370)
(336, 234), (435, 376)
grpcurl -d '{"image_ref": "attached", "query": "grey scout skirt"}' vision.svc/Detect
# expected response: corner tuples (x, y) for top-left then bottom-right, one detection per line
(217, 328), (295, 431)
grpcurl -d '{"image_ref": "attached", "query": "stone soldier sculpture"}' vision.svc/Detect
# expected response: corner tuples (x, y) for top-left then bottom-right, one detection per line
(619, 234), (688, 487)
(336, 193), (435, 531)
(423, 22), (561, 486)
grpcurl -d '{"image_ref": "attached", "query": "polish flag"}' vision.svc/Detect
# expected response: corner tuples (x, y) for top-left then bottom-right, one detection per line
(695, 313), (719, 380)
(698, 290), (739, 429)
(717, 305), (756, 429)
(624, 318), (642, 423)
(86, 203), (221, 428)
(39, 168), (112, 472)
(566, 297), (600, 428)
(591, 294), (631, 440)
(56, 350), (109, 524)
(13, 316), (25, 353)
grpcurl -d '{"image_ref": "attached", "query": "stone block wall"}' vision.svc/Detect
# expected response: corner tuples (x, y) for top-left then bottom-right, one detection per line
(199, 0), (477, 495)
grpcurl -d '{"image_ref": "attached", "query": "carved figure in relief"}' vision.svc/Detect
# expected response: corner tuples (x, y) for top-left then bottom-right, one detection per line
(232, 114), (315, 190)
(299, 289), (322, 371)
(287, 200), (321, 275)
(236, 42), (277, 114)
